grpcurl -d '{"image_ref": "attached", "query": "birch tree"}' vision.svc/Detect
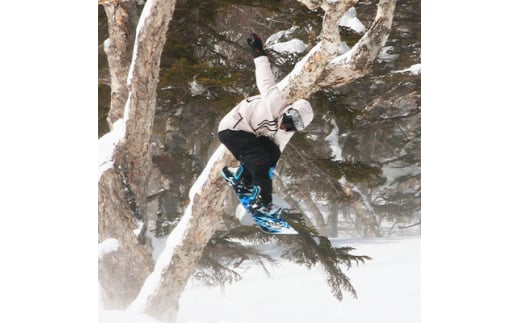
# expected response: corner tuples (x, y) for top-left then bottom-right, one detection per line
(98, 0), (178, 309)
(98, 0), (396, 321)
(100, 0), (138, 127)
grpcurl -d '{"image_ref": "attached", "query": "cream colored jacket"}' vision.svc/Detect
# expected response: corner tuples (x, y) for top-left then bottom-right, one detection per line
(218, 56), (305, 152)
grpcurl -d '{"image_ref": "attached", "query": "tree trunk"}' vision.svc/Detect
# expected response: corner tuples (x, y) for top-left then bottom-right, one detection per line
(120, 0), (178, 222)
(101, 0), (138, 127)
(98, 167), (153, 308)
(298, 191), (328, 233)
(98, 0), (178, 309)
(129, 146), (235, 322)
(328, 201), (339, 237)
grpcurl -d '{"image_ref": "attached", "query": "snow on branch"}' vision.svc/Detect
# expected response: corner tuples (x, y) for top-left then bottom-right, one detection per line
(320, 0), (397, 86)
(280, 0), (396, 98)
(281, 0), (358, 100)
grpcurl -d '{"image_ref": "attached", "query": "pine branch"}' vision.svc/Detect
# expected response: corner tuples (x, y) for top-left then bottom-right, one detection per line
(193, 210), (371, 300)
(194, 257), (242, 288)
(194, 231), (278, 287)
(278, 211), (371, 300)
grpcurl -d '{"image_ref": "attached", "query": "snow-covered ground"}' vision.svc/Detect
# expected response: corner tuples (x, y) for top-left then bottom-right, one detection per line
(100, 237), (420, 323)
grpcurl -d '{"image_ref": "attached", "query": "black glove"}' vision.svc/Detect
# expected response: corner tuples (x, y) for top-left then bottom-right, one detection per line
(247, 33), (266, 58)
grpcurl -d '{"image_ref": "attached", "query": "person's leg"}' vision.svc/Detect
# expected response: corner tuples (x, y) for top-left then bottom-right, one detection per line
(244, 158), (272, 204)
(218, 130), (259, 188)
(218, 130), (279, 206)
(253, 136), (281, 205)
(235, 163), (253, 186)
(258, 136), (281, 173)
(242, 137), (281, 206)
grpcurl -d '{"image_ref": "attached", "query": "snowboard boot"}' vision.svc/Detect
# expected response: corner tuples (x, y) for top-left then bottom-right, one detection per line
(248, 192), (281, 218)
(240, 185), (260, 207)
(221, 164), (254, 195)
(253, 202), (282, 218)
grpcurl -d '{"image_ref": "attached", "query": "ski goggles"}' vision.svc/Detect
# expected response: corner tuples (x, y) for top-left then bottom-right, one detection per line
(281, 108), (305, 131)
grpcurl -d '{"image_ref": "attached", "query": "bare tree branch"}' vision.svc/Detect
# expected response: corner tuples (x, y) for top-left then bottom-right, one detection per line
(319, 0), (397, 87)
(280, 0), (397, 98)
(281, 0), (358, 100)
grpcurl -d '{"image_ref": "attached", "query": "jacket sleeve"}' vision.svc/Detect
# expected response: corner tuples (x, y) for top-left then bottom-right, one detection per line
(254, 56), (288, 117)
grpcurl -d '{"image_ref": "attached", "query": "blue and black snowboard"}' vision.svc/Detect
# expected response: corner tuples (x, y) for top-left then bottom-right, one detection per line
(221, 168), (297, 235)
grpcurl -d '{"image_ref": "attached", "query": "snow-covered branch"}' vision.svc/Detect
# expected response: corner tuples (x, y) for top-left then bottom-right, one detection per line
(320, 0), (397, 87)
(280, 0), (396, 98)
(128, 145), (235, 322)
(281, 0), (357, 100)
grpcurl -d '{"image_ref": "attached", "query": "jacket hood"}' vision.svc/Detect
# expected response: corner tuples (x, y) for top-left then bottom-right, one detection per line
(288, 99), (314, 129)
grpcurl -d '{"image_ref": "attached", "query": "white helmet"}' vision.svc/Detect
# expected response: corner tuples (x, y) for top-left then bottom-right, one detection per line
(282, 99), (314, 131)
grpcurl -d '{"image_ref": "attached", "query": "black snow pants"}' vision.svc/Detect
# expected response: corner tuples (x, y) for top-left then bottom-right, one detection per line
(218, 130), (281, 205)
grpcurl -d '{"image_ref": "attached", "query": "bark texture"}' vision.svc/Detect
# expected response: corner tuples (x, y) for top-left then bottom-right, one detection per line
(282, 0), (358, 100)
(98, 166), (153, 308)
(121, 0), (178, 222)
(140, 149), (235, 322)
(98, 0), (178, 310)
(282, 0), (397, 98)
(101, 0), (138, 127)
(319, 0), (397, 87)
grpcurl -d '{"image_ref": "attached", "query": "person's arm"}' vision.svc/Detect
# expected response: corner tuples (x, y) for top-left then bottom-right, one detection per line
(247, 34), (288, 116)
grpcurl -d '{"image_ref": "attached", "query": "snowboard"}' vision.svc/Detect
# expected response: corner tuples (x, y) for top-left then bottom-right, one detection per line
(221, 169), (297, 235)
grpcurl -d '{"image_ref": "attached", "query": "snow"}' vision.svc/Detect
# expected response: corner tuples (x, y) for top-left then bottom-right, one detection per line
(128, 0), (155, 86)
(338, 41), (350, 55)
(270, 38), (308, 55)
(103, 38), (111, 52)
(100, 237), (420, 323)
(270, 7), (363, 87)
(92, 4), (500, 322)
(98, 117), (127, 181)
(394, 63), (421, 75)
(189, 78), (205, 96)
(187, 144), (226, 201)
(265, 26), (298, 45)
(324, 118), (344, 161)
(382, 163), (421, 188)
(378, 46), (399, 62)
(98, 239), (119, 258)
(101, 311), (162, 323)
(339, 8), (366, 34)
(265, 27), (307, 56)
(330, 43), (354, 65)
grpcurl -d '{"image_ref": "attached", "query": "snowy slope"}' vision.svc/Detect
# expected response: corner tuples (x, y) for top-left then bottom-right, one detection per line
(100, 237), (420, 323)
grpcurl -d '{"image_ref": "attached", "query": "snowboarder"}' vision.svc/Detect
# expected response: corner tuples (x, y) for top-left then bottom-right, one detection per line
(218, 33), (314, 217)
